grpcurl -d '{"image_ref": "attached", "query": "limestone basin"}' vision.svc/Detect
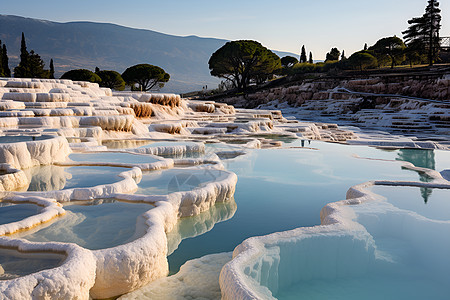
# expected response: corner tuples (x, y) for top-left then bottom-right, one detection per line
(18, 199), (155, 250)
(22, 165), (132, 192)
(0, 202), (41, 225)
(136, 168), (230, 196)
(0, 247), (65, 280)
(69, 152), (162, 165)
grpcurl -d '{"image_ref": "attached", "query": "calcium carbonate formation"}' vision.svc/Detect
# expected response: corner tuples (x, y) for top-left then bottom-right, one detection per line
(0, 77), (448, 299)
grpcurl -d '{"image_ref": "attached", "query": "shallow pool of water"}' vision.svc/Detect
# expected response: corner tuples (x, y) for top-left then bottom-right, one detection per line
(168, 141), (448, 273)
(69, 152), (160, 164)
(0, 202), (41, 225)
(24, 165), (129, 191)
(22, 200), (153, 250)
(370, 185), (450, 221)
(136, 168), (228, 196)
(0, 248), (65, 280)
(276, 273), (448, 300)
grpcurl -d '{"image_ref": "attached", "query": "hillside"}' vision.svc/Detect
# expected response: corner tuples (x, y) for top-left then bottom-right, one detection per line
(0, 15), (295, 93)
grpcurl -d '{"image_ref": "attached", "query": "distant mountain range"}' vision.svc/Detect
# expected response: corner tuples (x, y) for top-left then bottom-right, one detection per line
(0, 15), (296, 93)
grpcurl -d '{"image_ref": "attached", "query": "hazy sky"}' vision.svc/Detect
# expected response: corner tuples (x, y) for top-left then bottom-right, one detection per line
(2, 0), (449, 60)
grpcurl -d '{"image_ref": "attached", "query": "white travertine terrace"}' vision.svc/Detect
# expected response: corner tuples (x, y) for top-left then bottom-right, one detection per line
(1, 77), (432, 299)
(0, 136), (71, 170)
(0, 164), (28, 192)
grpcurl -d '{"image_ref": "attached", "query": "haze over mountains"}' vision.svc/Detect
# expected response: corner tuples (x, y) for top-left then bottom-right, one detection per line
(0, 15), (296, 93)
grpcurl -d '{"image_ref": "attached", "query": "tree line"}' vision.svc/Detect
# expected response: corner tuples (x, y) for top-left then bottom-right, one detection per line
(209, 0), (443, 91)
(0, 33), (170, 92)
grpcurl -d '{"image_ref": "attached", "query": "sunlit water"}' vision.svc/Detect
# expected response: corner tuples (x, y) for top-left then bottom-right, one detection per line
(0, 248), (65, 280)
(22, 200), (153, 250)
(168, 141), (450, 273)
(136, 168), (228, 195)
(0, 202), (41, 225)
(370, 185), (450, 221)
(24, 165), (130, 191)
(69, 152), (160, 164)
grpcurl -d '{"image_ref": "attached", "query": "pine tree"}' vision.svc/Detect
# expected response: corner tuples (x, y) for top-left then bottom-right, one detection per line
(308, 52), (313, 64)
(2, 44), (11, 77)
(300, 45), (307, 63)
(325, 48), (341, 62)
(49, 59), (55, 79)
(403, 0), (441, 65)
(364, 43), (368, 51)
(341, 50), (347, 60)
(27, 50), (47, 78)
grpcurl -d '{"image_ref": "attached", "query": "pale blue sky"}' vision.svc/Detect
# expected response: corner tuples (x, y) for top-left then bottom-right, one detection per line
(2, 0), (449, 59)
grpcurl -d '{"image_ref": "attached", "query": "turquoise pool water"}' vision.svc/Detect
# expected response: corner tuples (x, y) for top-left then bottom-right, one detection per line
(136, 168), (228, 195)
(24, 165), (130, 191)
(0, 248), (65, 280)
(22, 200), (153, 250)
(276, 274), (448, 300)
(370, 185), (450, 221)
(168, 141), (450, 273)
(69, 152), (160, 164)
(0, 203), (41, 225)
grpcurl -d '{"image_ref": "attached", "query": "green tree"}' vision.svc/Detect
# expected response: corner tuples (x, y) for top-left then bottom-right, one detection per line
(0, 41), (7, 77)
(364, 43), (368, 51)
(309, 52), (314, 64)
(97, 70), (126, 91)
(208, 40), (281, 91)
(341, 50), (347, 60)
(300, 45), (307, 63)
(404, 40), (427, 67)
(14, 32), (30, 78)
(325, 48), (341, 62)
(27, 50), (48, 78)
(61, 69), (102, 83)
(281, 56), (298, 68)
(369, 36), (406, 68)
(49, 59), (55, 79)
(348, 51), (378, 71)
(403, 0), (441, 65)
(122, 64), (170, 92)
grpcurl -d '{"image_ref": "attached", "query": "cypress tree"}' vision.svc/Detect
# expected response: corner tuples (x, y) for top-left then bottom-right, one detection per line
(341, 50), (347, 60)
(300, 45), (307, 63)
(49, 59), (55, 79)
(2, 44), (11, 77)
(364, 43), (368, 51)
(308, 52), (313, 64)
(14, 32), (30, 78)
(0, 41), (3, 76)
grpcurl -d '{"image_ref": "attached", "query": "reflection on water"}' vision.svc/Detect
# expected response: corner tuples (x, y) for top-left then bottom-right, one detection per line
(396, 149), (435, 170)
(69, 152), (160, 164)
(0, 202), (41, 225)
(370, 186), (450, 221)
(23, 165), (129, 191)
(136, 169), (228, 195)
(0, 248), (65, 280)
(21, 200), (153, 250)
(397, 149), (436, 203)
(167, 200), (237, 273)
